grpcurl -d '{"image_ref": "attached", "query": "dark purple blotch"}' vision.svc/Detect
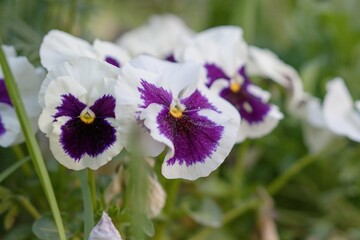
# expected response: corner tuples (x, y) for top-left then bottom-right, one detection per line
(0, 116), (6, 136)
(0, 79), (12, 106)
(204, 63), (230, 87)
(54, 94), (117, 161)
(220, 66), (270, 124)
(165, 53), (176, 62)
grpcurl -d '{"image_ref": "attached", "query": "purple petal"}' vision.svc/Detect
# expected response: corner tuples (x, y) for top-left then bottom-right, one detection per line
(138, 80), (172, 109)
(180, 90), (217, 112)
(54, 94), (86, 119)
(0, 79), (12, 106)
(60, 118), (117, 161)
(0, 116), (6, 136)
(165, 53), (176, 62)
(157, 107), (224, 166)
(204, 63), (230, 87)
(90, 95), (116, 118)
(105, 56), (121, 68)
(220, 86), (270, 124)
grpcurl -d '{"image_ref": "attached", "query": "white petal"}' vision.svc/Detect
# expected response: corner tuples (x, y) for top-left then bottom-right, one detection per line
(237, 105), (283, 142)
(0, 104), (20, 147)
(117, 14), (193, 58)
(89, 212), (122, 240)
(93, 39), (131, 66)
(302, 121), (337, 153)
(174, 26), (248, 77)
(40, 30), (97, 71)
(247, 46), (304, 108)
(38, 57), (118, 108)
(323, 77), (360, 142)
(2, 45), (17, 58)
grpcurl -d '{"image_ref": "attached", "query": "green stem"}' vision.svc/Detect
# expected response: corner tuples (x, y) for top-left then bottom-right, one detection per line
(0, 156), (31, 183)
(154, 179), (181, 240)
(88, 169), (97, 211)
(0, 42), (66, 240)
(12, 145), (32, 176)
(15, 195), (41, 220)
(78, 170), (94, 240)
(267, 154), (316, 195)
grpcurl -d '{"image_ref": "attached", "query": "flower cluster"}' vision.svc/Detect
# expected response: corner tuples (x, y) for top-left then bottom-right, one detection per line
(0, 14), (310, 180)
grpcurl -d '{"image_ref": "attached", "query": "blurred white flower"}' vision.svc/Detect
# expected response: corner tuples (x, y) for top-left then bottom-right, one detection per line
(116, 14), (193, 60)
(0, 45), (43, 147)
(323, 77), (360, 142)
(89, 212), (122, 240)
(146, 174), (166, 218)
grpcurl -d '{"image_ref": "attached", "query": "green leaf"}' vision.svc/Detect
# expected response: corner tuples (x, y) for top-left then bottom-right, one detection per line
(32, 216), (71, 240)
(188, 198), (223, 228)
(3, 224), (32, 240)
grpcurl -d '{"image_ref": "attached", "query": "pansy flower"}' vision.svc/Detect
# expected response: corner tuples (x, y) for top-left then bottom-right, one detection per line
(116, 14), (193, 61)
(38, 57), (122, 170)
(40, 30), (130, 71)
(0, 45), (43, 147)
(323, 77), (360, 142)
(115, 55), (240, 180)
(89, 212), (122, 240)
(175, 26), (283, 142)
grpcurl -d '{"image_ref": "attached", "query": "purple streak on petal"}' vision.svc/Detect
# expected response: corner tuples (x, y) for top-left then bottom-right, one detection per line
(90, 95), (116, 118)
(53, 94), (86, 119)
(238, 65), (251, 84)
(157, 107), (224, 166)
(165, 53), (176, 62)
(181, 90), (217, 112)
(220, 85), (270, 124)
(0, 115), (6, 136)
(204, 63), (230, 87)
(138, 80), (172, 109)
(0, 79), (12, 106)
(105, 56), (121, 68)
(60, 118), (117, 161)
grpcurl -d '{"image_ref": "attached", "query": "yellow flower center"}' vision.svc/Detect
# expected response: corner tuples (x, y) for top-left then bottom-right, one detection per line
(80, 109), (95, 124)
(169, 106), (183, 118)
(230, 81), (241, 93)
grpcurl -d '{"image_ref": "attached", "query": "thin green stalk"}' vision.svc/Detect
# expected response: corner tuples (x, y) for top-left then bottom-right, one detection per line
(78, 170), (94, 240)
(154, 179), (181, 240)
(0, 43), (66, 240)
(0, 156), (31, 183)
(12, 145), (32, 176)
(88, 169), (97, 211)
(15, 195), (41, 220)
(232, 142), (249, 199)
(267, 154), (315, 195)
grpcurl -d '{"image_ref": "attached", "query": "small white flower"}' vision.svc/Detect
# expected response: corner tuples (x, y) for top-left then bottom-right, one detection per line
(40, 30), (130, 71)
(89, 212), (122, 240)
(0, 45), (43, 147)
(323, 77), (360, 142)
(38, 58), (123, 170)
(116, 14), (193, 60)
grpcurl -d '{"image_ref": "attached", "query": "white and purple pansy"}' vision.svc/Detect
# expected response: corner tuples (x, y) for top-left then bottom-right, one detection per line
(0, 45), (43, 147)
(40, 30), (130, 71)
(175, 26), (283, 142)
(115, 55), (240, 180)
(116, 14), (193, 61)
(38, 57), (122, 170)
(323, 77), (360, 142)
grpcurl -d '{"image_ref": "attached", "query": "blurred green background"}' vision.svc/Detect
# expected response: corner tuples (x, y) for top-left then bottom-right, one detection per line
(1, 0), (360, 239)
